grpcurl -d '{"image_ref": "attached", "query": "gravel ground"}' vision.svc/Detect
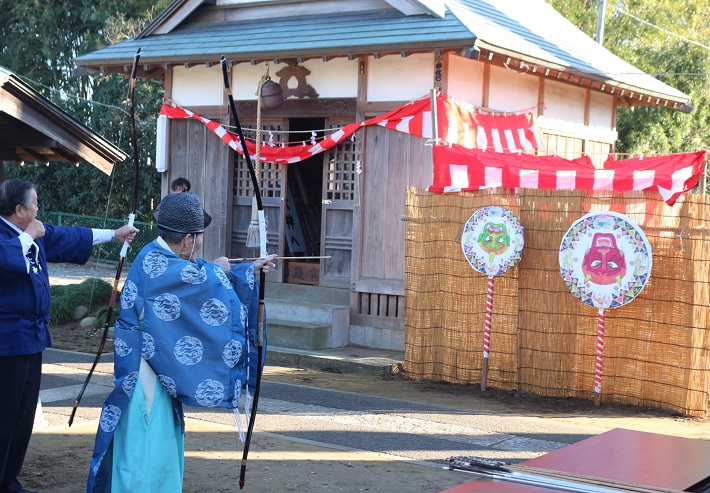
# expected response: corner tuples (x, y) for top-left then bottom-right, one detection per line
(47, 261), (121, 286)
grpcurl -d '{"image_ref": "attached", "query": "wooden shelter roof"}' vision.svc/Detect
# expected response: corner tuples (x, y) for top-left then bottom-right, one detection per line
(0, 67), (127, 175)
(73, 0), (691, 112)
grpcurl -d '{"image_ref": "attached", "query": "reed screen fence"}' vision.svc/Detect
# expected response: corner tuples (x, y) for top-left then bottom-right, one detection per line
(405, 188), (710, 417)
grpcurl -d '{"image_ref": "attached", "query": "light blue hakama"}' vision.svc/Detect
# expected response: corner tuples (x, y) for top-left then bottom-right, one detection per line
(111, 361), (184, 492)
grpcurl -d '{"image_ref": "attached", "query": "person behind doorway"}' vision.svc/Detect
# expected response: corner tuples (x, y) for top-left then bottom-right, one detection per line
(153, 177), (212, 228)
(86, 191), (275, 492)
(0, 178), (138, 493)
(169, 176), (190, 193)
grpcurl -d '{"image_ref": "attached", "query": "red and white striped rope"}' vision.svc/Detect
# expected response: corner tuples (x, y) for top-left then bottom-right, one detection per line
(483, 276), (494, 359)
(594, 309), (605, 394)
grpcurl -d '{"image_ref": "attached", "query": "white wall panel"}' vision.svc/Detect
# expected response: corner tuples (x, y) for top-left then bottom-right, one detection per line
(446, 55), (484, 106)
(488, 65), (539, 112)
(543, 79), (586, 123)
(367, 53), (434, 101)
(171, 65), (224, 106)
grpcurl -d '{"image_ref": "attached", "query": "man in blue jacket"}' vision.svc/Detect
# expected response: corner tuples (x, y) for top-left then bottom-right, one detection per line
(0, 178), (138, 493)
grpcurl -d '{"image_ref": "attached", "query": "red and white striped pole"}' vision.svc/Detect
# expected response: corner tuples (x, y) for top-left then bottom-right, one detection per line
(481, 276), (494, 391)
(594, 308), (605, 406)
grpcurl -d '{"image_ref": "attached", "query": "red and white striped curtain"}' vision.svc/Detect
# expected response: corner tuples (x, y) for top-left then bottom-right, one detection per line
(159, 94), (705, 205)
(429, 144), (707, 206)
(158, 93), (542, 164)
(436, 95), (541, 152)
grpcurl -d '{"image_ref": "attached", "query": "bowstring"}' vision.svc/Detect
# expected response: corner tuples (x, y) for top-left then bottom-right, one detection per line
(85, 78), (132, 337)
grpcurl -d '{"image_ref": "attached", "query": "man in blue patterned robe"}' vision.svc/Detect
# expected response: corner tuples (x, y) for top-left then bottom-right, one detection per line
(86, 192), (274, 492)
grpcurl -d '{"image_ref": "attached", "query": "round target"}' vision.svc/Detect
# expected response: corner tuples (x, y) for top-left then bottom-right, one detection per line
(461, 206), (524, 277)
(559, 211), (652, 310)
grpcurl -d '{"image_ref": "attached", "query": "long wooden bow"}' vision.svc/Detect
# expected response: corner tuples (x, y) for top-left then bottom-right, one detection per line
(220, 55), (267, 489)
(69, 48), (142, 426)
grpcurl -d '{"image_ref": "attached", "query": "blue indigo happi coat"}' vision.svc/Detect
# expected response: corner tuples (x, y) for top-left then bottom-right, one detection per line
(0, 220), (92, 356)
(87, 240), (262, 492)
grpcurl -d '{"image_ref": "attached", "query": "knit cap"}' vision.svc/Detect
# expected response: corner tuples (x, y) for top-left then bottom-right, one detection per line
(156, 192), (205, 234)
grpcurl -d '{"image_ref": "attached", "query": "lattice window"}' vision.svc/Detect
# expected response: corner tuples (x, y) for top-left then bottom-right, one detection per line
(586, 140), (612, 167)
(540, 132), (583, 160)
(325, 123), (358, 201)
(356, 292), (405, 319)
(539, 131), (612, 168)
(233, 121), (286, 198)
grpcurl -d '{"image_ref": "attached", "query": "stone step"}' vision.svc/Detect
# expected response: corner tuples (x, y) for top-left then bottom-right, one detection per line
(263, 298), (350, 350)
(264, 298), (348, 326)
(266, 319), (335, 350)
(266, 282), (350, 305)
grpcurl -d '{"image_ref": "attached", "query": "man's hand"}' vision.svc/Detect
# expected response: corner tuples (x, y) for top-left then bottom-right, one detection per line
(253, 254), (278, 273)
(214, 256), (230, 273)
(24, 219), (45, 240)
(114, 225), (139, 243)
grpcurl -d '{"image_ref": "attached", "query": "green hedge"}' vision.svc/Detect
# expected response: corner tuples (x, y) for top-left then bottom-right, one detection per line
(49, 278), (115, 325)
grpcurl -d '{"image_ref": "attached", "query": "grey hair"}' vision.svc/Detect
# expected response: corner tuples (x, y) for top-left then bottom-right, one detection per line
(161, 229), (189, 245)
(0, 178), (34, 216)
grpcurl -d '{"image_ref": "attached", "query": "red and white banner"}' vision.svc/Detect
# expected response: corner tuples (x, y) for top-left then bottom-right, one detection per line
(430, 144), (707, 205)
(159, 93), (541, 164)
(159, 95), (704, 205)
(436, 96), (541, 152)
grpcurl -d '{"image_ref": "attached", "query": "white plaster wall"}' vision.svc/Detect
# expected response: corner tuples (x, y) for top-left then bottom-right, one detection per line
(367, 53), (434, 101)
(232, 58), (358, 100)
(536, 116), (617, 141)
(232, 61), (288, 100)
(446, 55), (484, 106)
(488, 65), (539, 112)
(589, 90), (614, 128)
(299, 58), (358, 98)
(542, 79), (586, 123)
(171, 65), (224, 106)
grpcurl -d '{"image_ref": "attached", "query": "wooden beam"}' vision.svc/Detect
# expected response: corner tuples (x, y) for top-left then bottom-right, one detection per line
(0, 151), (22, 162)
(1, 91), (116, 173)
(238, 98), (357, 118)
(356, 100), (407, 116)
(51, 147), (81, 165)
(0, 134), (59, 148)
(18, 147), (49, 165)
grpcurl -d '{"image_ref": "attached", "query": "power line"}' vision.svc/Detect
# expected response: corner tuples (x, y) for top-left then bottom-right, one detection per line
(16, 74), (156, 127)
(615, 6), (710, 52)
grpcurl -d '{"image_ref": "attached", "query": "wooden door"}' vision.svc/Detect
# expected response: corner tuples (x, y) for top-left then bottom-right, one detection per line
(320, 118), (358, 288)
(231, 119), (287, 282)
(167, 116), (230, 263)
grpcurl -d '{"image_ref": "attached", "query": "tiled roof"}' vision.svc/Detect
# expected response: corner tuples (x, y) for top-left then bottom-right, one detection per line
(74, 0), (689, 103)
(450, 0), (687, 100)
(75, 9), (475, 64)
(1, 66), (127, 173)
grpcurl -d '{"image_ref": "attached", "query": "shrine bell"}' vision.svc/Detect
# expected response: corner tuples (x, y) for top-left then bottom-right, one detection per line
(260, 77), (284, 109)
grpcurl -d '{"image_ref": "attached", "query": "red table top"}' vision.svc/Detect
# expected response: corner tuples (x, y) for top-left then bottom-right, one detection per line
(440, 428), (710, 493)
(523, 428), (710, 490)
(440, 477), (562, 493)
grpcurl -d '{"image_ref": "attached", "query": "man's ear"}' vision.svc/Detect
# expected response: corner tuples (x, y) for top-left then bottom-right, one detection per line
(174, 234), (187, 253)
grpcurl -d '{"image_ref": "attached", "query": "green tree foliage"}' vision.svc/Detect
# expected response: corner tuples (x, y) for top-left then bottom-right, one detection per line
(548, 0), (709, 155)
(0, 0), (169, 221)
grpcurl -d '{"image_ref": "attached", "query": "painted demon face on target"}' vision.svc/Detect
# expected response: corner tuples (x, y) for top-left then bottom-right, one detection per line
(581, 233), (627, 285)
(462, 207), (523, 277)
(477, 222), (510, 263)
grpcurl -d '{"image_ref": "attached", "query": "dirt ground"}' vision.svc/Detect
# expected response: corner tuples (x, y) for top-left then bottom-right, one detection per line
(20, 263), (710, 492)
(24, 354), (710, 493)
